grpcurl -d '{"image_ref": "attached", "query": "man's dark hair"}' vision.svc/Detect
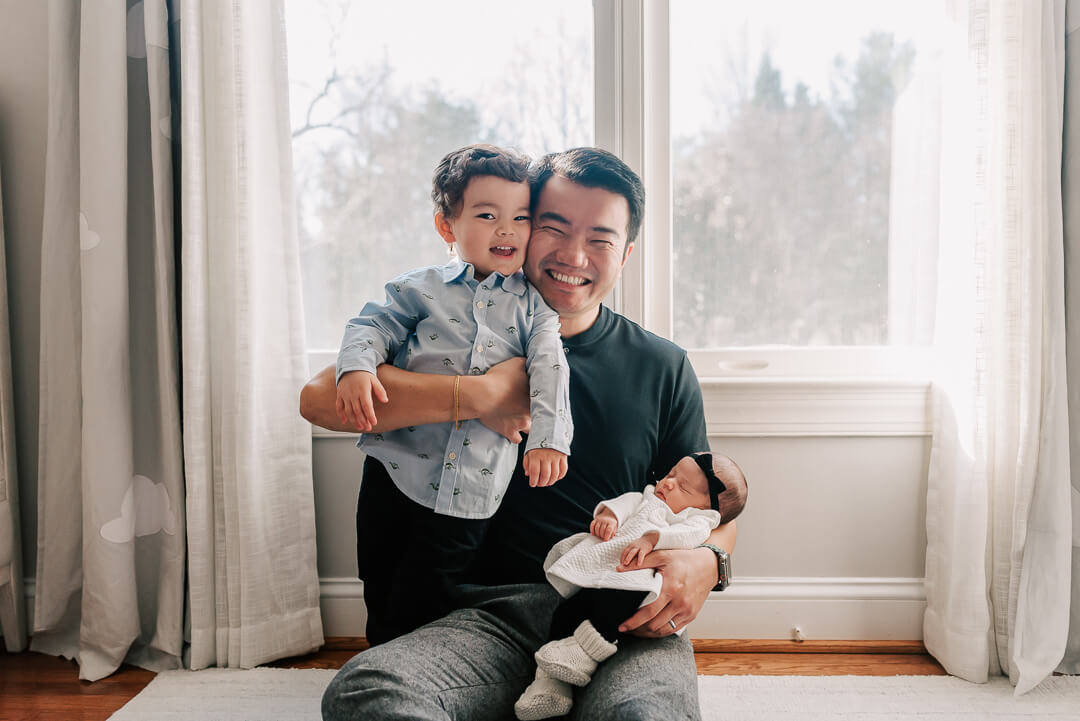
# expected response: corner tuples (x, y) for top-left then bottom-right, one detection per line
(529, 147), (646, 247)
(431, 144), (531, 219)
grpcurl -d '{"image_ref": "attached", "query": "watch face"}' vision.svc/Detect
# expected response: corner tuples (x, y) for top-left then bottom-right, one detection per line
(717, 550), (731, 591)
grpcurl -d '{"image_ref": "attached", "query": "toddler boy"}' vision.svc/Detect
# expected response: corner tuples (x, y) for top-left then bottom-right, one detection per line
(336, 144), (572, 643)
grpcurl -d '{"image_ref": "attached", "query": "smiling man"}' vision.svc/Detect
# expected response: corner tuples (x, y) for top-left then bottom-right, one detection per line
(304, 147), (736, 721)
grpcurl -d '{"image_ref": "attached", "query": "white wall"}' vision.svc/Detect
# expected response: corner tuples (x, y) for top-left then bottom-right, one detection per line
(313, 395), (932, 640)
(0, 0), (48, 580)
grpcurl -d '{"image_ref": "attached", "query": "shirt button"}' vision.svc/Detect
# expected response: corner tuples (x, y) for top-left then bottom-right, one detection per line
(448, 452), (457, 460)
(476, 345), (483, 353)
(476, 301), (484, 309)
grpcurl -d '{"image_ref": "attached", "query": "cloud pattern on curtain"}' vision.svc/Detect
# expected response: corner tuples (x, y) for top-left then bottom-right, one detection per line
(33, 0), (185, 681)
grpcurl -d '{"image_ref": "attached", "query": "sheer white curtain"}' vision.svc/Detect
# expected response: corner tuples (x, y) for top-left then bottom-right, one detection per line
(0, 157), (27, 653)
(923, 0), (1073, 694)
(1059, 0), (1080, 676)
(33, 0), (185, 681)
(180, 0), (323, 669)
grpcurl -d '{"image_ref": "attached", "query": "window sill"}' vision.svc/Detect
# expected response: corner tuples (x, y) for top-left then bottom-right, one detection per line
(308, 376), (932, 439)
(698, 377), (931, 437)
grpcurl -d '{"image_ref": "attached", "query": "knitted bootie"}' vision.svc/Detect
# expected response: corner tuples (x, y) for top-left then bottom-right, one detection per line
(514, 667), (574, 720)
(534, 620), (618, 686)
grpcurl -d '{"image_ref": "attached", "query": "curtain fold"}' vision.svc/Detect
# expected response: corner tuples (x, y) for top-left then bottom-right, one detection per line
(1059, 0), (1080, 676)
(33, 0), (185, 681)
(180, 0), (323, 669)
(0, 149), (28, 653)
(924, 0), (1073, 694)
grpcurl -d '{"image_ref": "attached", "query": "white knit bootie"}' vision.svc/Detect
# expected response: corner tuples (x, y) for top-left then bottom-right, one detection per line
(534, 620), (618, 686)
(514, 667), (574, 720)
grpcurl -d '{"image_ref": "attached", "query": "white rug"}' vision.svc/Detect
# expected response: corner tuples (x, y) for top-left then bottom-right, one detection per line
(107, 669), (1080, 720)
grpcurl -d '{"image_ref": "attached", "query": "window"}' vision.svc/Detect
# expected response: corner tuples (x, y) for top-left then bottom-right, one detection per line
(668, 1), (941, 359)
(288, 0), (940, 380)
(286, 0), (593, 352)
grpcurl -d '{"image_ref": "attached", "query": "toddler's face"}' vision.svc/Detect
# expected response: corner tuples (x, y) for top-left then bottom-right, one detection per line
(654, 456), (711, 513)
(440, 175), (531, 280)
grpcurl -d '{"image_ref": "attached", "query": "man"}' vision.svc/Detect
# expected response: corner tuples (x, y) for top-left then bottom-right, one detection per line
(302, 147), (736, 720)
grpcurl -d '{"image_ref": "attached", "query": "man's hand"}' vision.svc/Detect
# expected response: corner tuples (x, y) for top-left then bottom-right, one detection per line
(615, 546), (718, 637)
(336, 370), (389, 431)
(472, 357), (531, 442)
(620, 532), (658, 568)
(523, 448), (567, 487)
(589, 507), (618, 540)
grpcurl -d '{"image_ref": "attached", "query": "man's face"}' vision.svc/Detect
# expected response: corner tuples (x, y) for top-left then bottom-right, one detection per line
(523, 175), (632, 336)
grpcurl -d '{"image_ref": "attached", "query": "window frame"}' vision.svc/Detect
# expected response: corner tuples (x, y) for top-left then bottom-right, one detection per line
(303, 0), (933, 438)
(597, 0), (932, 384)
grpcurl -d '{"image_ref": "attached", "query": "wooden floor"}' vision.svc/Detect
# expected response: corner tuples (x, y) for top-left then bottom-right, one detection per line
(0, 639), (944, 721)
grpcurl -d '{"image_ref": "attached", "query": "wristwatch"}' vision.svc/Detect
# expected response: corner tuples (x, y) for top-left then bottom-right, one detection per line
(697, 543), (731, 591)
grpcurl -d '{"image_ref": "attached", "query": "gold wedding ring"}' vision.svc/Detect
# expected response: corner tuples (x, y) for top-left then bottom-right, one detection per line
(668, 619), (677, 630)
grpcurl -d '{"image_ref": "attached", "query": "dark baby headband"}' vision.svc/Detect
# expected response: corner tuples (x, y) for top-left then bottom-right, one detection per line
(692, 452), (727, 513)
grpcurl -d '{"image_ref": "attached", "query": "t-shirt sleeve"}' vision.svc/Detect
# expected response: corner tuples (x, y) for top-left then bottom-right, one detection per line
(650, 353), (708, 482)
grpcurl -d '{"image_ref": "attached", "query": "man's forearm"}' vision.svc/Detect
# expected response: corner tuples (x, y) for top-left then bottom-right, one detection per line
(708, 520), (736, 555)
(366, 364), (483, 432)
(299, 363), (486, 433)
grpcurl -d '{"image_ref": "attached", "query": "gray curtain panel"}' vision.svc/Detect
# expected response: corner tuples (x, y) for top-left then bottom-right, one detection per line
(32, 0), (185, 681)
(0, 149), (27, 653)
(1059, 0), (1080, 676)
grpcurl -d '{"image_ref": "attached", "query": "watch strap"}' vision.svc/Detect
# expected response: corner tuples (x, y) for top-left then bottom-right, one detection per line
(696, 543), (730, 592)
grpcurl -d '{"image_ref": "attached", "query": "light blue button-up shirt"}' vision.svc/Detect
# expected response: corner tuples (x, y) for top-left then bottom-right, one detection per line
(337, 258), (573, 519)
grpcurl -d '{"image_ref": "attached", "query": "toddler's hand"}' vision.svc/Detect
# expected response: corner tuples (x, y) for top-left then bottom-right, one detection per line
(336, 370), (388, 432)
(523, 448), (567, 488)
(620, 534), (657, 568)
(590, 513), (618, 541)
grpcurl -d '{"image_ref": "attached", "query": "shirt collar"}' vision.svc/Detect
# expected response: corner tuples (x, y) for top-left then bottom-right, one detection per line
(498, 270), (528, 296)
(440, 257), (528, 297)
(440, 257), (473, 283)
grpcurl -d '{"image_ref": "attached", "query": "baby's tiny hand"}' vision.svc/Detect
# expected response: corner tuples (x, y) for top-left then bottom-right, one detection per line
(590, 514), (618, 541)
(523, 448), (568, 488)
(620, 535), (657, 568)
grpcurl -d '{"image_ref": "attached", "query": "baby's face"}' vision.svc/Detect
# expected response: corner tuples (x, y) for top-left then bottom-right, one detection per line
(654, 456), (711, 513)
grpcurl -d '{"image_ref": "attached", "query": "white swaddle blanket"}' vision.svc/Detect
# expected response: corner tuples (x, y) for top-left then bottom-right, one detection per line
(542, 485), (721, 607)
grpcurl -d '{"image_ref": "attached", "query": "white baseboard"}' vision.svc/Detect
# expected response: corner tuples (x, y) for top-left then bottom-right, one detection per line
(19, 576), (924, 642)
(316, 576), (926, 640)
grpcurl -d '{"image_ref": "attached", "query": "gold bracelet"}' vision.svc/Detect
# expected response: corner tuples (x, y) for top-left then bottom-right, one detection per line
(453, 376), (461, 429)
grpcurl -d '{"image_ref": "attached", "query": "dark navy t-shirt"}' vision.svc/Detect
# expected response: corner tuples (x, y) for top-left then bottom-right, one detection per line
(469, 305), (708, 585)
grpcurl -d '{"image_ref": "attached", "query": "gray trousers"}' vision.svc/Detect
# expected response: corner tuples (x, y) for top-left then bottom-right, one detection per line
(321, 583), (702, 721)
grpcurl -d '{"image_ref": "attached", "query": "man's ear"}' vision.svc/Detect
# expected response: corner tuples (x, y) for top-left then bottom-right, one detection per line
(621, 241), (635, 266)
(434, 213), (457, 248)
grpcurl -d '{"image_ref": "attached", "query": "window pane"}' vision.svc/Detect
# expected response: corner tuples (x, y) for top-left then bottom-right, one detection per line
(671, 1), (941, 348)
(286, 0), (594, 350)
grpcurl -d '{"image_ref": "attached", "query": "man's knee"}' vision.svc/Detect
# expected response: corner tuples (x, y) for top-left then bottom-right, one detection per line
(571, 636), (701, 721)
(321, 656), (434, 721)
(577, 685), (699, 721)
